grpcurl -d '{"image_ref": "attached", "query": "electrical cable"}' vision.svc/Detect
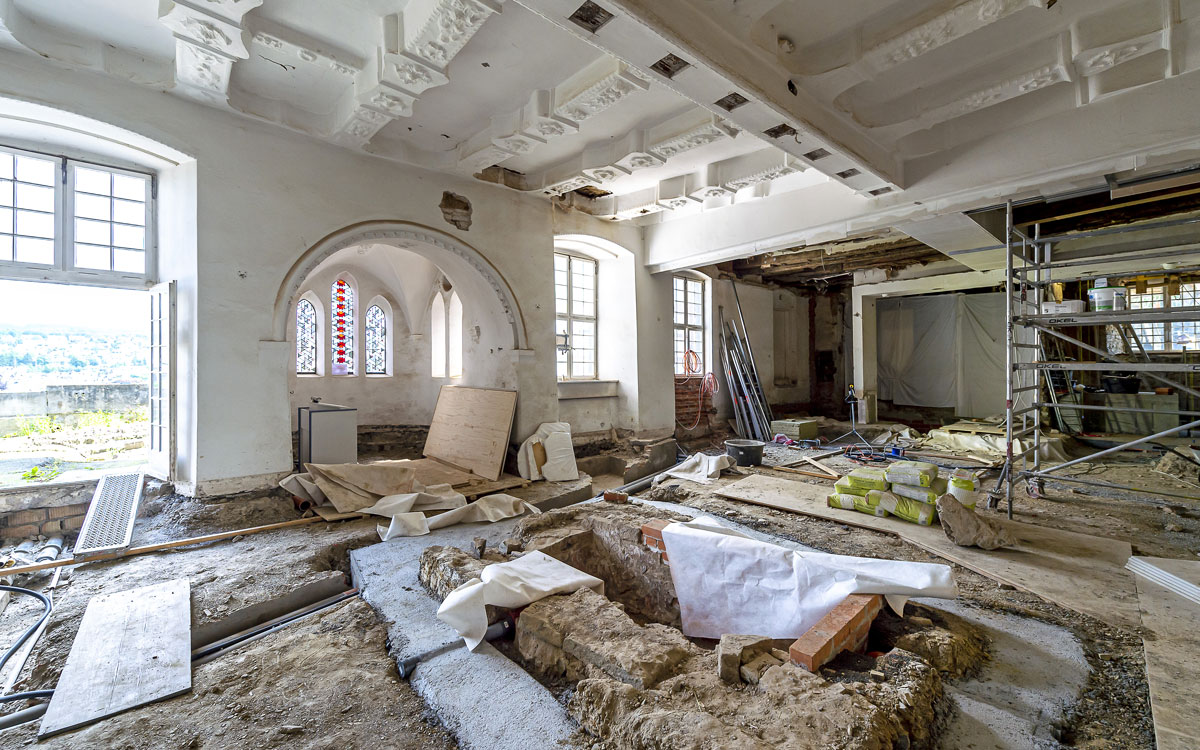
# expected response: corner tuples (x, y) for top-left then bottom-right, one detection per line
(676, 352), (718, 431)
(0, 584), (55, 718)
(0, 690), (53, 703)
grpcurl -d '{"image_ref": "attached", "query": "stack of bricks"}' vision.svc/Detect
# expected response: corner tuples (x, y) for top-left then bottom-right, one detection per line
(641, 519), (671, 563)
(789, 593), (883, 672)
(0, 502), (90, 541)
(674, 376), (712, 436)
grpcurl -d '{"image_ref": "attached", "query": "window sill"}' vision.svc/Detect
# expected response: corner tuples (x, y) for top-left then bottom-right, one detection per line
(558, 380), (618, 400)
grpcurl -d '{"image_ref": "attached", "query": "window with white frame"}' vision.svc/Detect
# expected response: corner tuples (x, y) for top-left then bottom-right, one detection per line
(0, 144), (153, 284)
(296, 298), (318, 374)
(365, 304), (388, 375)
(554, 252), (596, 380)
(1127, 283), (1199, 352)
(673, 276), (704, 375)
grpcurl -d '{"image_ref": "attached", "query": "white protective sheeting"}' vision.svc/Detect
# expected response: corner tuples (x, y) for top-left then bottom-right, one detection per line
(657, 453), (735, 484)
(661, 518), (956, 639)
(877, 292), (1034, 418)
(437, 552), (604, 650)
(517, 422), (580, 481)
(370, 492), (538, 541)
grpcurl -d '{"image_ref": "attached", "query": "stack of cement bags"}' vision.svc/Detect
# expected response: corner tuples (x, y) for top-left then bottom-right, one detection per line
(826, 461), (941, 526)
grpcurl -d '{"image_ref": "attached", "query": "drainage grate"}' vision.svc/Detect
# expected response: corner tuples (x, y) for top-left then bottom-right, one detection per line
(73, 472), (145, 556)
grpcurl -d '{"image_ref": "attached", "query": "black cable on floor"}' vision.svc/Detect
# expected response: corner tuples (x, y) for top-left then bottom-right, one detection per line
(0, 585), (54, 706)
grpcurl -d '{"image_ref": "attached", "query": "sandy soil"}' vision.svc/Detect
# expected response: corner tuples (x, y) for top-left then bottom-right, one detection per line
(0, 491), (458, 749)
(659, 431), (1199, 750)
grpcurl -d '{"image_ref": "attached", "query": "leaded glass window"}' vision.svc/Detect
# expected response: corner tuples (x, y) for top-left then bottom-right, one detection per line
(365, 304), (386, 374)
(296, 299), (317, 374)
(332, 279), (355, 375)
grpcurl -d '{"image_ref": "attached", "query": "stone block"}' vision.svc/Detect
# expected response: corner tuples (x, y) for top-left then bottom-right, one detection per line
(740, 652), (783, 685)
(716, 634), (773, 683)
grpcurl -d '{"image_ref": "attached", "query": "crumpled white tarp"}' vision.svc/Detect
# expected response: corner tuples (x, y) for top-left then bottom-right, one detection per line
(517, 422), (580, 481)
(281, 468), (537, 540)
(922, 429), (1069, 462)
(374, 492), (538, 540)
(657, 453), (734, 484)
(437, 551), (604, 650)
(661, 518), (956, 639)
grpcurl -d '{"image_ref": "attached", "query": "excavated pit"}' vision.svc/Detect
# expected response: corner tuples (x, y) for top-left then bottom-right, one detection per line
(418, 502), (988, 749)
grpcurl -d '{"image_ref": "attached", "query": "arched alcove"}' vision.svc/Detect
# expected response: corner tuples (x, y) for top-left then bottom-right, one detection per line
(282, 227), (529, 432)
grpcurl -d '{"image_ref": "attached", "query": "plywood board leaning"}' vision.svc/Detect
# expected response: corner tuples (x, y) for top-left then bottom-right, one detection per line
(40, 579), (191, 737)
(423, 386), (518, 481)
(1133, 563), (1200, 750)
(715, 474), (1140, 630)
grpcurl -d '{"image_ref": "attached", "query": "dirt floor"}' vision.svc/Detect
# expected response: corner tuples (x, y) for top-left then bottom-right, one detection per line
(0, 425), (1194, 749)
(658, 429), (1200, 750)
(0, 492), (458, 749)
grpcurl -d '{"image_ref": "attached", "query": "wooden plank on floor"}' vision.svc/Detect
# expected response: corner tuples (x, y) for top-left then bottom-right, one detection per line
(715, 474), (1140, 630)
(40, 579), (191, 738)
(423, 386), (518, 481)
(1134, 564), (1200, 750)
(462, 473), (529, 499)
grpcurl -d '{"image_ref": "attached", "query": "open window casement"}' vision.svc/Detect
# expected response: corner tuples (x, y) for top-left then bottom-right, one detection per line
(147, 280), (175, 480)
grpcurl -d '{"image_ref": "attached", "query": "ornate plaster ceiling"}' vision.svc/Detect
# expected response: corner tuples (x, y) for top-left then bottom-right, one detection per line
(1, 0), (1198, 227)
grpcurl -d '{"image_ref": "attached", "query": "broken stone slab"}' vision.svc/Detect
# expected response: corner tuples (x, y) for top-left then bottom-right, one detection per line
(518, 587), (694, 690)
(935, 493), (1016, 550)
(740, 652), (783, 685)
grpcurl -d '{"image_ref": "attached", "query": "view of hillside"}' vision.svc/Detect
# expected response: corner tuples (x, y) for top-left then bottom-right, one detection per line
(0, 280), (148, 392)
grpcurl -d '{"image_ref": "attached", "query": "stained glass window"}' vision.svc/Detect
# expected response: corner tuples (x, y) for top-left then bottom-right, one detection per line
(365, 304), (386, 374)
(296, 299), (317, 374)
(331, 279), (355, 375)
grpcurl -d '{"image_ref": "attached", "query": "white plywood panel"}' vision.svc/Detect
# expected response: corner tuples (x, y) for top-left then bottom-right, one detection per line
(40, 579), (191, 737)
(423, 386), (517, 481)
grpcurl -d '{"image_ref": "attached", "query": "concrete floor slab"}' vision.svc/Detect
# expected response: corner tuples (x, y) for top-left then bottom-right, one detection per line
(350, 515), (577, 750)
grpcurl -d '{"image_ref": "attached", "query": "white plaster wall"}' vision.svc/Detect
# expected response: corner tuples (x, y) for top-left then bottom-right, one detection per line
(0, 49), (651, 494)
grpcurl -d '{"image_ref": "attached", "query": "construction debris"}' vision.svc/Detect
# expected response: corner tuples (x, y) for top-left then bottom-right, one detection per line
(935, 493), (1016, 550)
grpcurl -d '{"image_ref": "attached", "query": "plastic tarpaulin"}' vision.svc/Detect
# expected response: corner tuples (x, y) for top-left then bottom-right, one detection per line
(877, 292), (1034, 418)
(661, 518), (956, 639)
(437, 552), (604, 650)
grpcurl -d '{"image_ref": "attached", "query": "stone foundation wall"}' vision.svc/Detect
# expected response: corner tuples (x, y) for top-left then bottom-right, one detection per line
(0, 500), (90, 541)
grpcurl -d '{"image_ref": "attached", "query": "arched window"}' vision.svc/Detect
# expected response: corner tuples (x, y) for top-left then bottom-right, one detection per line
(296, 298), (317, 374)
(365, 304), (387, 375)
(331, 278), (355, 375)
(448, 292), (463, 379)
(430, 293), (446, 378)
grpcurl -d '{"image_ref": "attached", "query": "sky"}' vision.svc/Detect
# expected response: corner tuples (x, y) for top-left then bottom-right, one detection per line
(0, 279), (146, 333)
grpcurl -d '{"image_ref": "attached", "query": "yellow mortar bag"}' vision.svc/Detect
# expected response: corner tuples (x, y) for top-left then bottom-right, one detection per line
(827, 492), (890, 518)
(884, 460), (939, 488)
(867, 490), (938, 526)
(890, 477), (949, 504)
(846, 466), (889, 491)
(834, 476), (870, 497)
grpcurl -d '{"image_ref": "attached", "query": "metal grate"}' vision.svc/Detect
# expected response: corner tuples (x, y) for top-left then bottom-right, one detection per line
(73, 472), (144, 556)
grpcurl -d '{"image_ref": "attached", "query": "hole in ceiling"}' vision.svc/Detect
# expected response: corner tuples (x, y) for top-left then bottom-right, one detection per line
(482, 62), (490, 67)
(836, 168), (860, 179)
(804, 148), (830, 161)
(869, 187), (894, 196)
(764, 123), (797, 139)
(574, 185), (612, 199)
(714, 93), (749, 112)
(568, 1), (615, 33)
(786, 80), (797, 95)
(650, 53), (690, 79)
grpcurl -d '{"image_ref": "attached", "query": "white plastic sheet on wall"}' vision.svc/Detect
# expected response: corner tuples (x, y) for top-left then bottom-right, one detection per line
(877, 292), (1034, 418)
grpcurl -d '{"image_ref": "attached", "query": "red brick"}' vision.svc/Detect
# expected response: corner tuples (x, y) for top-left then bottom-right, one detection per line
(789, 594), (883, 673)
(1, 508), (47, 527)
(641, 519), (669, 544)
(62, 516), (87, 531)
(48, 503), (90, 520)
(1, 524), (41, 541)
(39, 519), (63, 534)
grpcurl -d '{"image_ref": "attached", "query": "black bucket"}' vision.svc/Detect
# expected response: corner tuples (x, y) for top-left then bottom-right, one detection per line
(725, 439), (765, 467)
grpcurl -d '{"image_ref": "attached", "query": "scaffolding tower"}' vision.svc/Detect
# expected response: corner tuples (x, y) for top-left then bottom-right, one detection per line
(1002, 203), (1200, 517)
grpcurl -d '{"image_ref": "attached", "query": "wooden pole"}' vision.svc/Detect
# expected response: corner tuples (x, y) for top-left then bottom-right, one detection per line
(0, 516), (325, 578)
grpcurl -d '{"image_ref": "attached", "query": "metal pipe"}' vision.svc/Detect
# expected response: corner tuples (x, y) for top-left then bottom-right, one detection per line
(0, 701), (48, 730)
(1004, 200), (1015, 518)
(1020, 471), (1200, 502)
(1039, 419), (1200, 475)
(1029, 324), (1200, 400)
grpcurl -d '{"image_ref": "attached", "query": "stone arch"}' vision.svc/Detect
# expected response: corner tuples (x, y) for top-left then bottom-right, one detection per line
(272, 221), (528, 350)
